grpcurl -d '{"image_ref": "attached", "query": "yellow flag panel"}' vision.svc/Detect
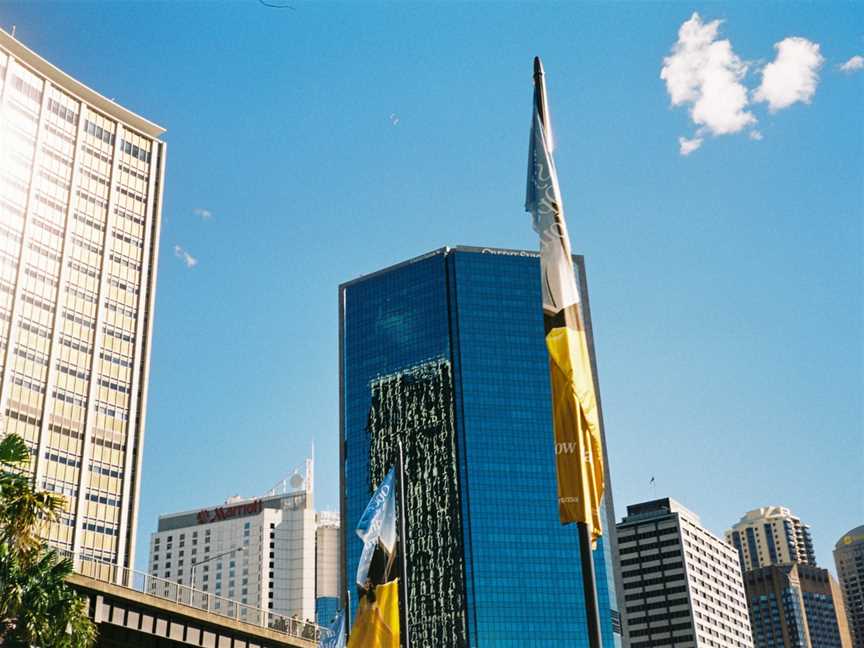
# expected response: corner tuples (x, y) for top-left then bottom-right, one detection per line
(347, 579), (400, 648)
(546, 326), (605, 544)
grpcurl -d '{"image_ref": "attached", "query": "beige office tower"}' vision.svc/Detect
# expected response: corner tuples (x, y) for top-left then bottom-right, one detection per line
(725, 506), (816, 572)
(0, 30), (165, 573)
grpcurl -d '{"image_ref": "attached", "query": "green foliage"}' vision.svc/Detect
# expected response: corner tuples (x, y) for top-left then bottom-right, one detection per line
(0, 433), (97, 647)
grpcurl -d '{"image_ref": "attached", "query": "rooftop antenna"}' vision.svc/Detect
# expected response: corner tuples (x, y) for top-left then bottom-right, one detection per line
(11, 25), (16, 38)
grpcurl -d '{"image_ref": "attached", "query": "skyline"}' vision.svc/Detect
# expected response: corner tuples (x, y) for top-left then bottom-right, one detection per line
(0, 0), (860, 579)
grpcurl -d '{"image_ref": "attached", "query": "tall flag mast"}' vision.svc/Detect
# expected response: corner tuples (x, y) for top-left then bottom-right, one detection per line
(525, 56), (605, 648)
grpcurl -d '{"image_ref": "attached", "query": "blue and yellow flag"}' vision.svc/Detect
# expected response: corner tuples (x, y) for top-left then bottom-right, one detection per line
(355, 467), (397, 587)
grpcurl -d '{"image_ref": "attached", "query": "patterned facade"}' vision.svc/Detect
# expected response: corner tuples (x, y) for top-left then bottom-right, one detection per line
(339, 246), (622, 647)
(0, 29), (165, 572)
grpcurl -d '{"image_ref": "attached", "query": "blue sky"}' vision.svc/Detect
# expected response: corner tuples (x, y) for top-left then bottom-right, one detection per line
(1, 1), (861, 575)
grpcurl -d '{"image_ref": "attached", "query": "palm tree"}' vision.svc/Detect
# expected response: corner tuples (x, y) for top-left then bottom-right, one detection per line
(0, 433), (96, 647)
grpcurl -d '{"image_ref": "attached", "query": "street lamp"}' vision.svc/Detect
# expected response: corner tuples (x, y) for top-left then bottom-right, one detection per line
(189, 543), (247, 591)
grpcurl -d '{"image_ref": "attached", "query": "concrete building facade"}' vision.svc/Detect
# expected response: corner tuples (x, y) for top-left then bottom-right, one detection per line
(0, 29), (165, 572)
(149, 462), (317, 625)
(617, 498), (753, 648)
(725, 507), (816, 573)
(743, 563), (852, 648)
(834, 525), (864, 648)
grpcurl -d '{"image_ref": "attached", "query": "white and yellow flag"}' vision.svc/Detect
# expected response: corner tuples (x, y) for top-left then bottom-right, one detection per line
(525, 57), (605, 545)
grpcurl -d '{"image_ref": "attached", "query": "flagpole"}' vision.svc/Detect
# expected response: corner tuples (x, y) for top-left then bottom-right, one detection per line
(545, 309), (604, 648)
(535, 57), (603, 648)
(397, 438), (411, 648)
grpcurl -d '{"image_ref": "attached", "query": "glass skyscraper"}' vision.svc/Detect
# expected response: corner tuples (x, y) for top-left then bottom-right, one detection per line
(339, 246), (622, 647)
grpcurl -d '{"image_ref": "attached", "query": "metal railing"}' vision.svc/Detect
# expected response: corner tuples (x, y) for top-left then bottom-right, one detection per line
(62, 550), (326, 643)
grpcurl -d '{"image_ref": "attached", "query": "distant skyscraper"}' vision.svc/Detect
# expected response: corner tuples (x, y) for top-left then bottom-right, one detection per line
(726, 506), (816, 572)
(616, 498), (753, 648)
(834, 525), (864, 648)
(339, 246), (622, 647)
(316, 510), (341, 626)
(148, 462), (317, 623)
(743, 563), (852, 648)
(0, 29), (165, 572)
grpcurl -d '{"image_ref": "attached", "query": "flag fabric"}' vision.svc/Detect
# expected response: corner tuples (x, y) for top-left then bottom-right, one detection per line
(355, 467), (397, 587)
(546, 327), (604, 544)
(347, 580), (401, 648)
(526, 56), (605, 544)
(319, 609), (346, 648)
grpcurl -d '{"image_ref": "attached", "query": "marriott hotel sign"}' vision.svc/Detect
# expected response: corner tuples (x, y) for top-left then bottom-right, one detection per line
(196, 500), (262, 525)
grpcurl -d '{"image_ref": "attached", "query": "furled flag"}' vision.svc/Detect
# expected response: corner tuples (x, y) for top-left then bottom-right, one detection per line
(355, 467), (397, 587)
(319, 609), (346, 648)
(347, 579), (401, 648)
(525, 56), (605, 545)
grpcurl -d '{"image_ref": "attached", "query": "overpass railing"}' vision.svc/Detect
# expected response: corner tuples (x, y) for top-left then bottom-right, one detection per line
(61, 550), (326, 643)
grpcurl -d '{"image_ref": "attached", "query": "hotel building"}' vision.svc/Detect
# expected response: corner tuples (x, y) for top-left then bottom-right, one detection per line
(339, 246), (623, 647)
(0, 29), (165, 571)
(617, 498), (754, 648)
(149, 462), (343, 625)
(725, 507), (816, 572)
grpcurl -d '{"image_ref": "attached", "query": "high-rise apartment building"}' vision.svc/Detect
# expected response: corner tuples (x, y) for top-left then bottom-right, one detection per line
(616, 498), (754, 648)
(148, 462), (317, 623)
(339, 246), (622, 647)
(725, 507), (816, 572)
(743, 563), (852, 648)
(315, 510), (341, 626)
(834, 525), (864, 648)
(0, 30), (165, 572)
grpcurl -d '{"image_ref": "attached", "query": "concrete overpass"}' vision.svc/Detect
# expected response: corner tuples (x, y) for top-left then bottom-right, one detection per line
(68, 569), (320, 648)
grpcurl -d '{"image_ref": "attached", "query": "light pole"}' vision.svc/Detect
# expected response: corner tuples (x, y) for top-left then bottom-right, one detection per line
(189, 544), (247, 592)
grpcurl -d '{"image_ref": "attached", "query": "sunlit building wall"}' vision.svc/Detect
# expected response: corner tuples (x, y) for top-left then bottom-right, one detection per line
(0, 29), (165, 572)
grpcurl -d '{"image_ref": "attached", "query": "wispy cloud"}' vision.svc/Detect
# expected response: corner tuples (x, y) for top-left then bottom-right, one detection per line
(174, 245), (198, 269)
(389, 113), (400, 126)
(754, 37), (824, 112)
(749, 130), (764, 141)
(193, 207), (213, 220)
(678, 136), (703, 156)
(661, 12), (756, 151)
(839, 55), (864, 73)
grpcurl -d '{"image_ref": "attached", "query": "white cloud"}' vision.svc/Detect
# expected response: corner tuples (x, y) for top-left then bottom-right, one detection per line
(174, 245), (198, 268)
(754, 37), (824, 112)
(749, 130), (763, 141)
(661, 13), (756, 138)
(839, 55), (864, 73)
(193, 207), (213, 220)
(678, 136), (703, 155)
(389, 113), (400, 126)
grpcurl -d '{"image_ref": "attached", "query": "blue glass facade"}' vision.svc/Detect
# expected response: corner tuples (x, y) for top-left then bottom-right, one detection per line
(340, 247), (621, 647)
